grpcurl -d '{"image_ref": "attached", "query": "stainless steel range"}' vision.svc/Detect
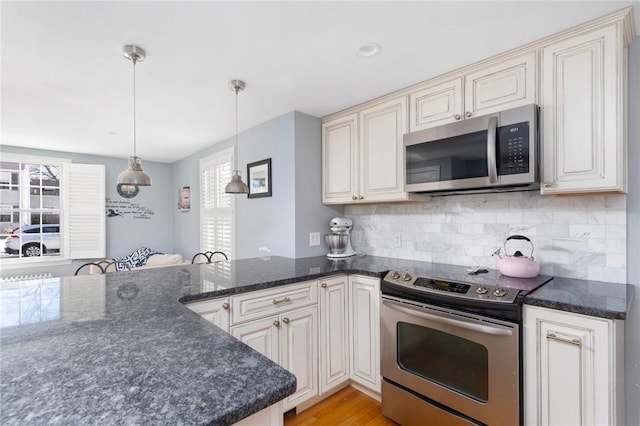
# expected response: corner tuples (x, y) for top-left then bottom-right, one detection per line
(380, 267), (552, 426)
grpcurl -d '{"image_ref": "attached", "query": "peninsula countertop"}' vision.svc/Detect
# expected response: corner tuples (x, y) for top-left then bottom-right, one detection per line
(1, 254), (634, 424)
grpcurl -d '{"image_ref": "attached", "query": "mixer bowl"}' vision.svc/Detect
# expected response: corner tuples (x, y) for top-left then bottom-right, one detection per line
(325, 234), (348, 254)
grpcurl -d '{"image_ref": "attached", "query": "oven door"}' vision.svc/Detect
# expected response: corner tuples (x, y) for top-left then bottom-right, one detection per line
(380, 295), (519, 426)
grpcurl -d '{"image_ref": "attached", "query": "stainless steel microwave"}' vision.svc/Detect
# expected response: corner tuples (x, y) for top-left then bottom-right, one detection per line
(404, 104), (539, 195)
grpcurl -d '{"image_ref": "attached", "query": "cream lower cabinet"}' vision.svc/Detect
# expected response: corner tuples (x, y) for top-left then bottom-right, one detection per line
(524, 305), (624, 426)
(185, 297), (230, 332)
(348, 275), (381, 394)
(230, 281), (319, 413)
(318, 275), (350, 394)
(540, 12), (633, 194)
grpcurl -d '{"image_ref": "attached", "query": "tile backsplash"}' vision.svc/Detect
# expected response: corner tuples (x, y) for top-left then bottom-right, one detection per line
(345, 191), (627, 283)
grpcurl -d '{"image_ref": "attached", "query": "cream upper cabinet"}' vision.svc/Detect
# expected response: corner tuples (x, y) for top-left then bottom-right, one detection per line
(409, 77), (463, 132)
(464, 52), (537, 119)
(540, 15), (632, 194)
(408, 52), (536, 132)
(524, 305), (624, 426)
(323, 96), (423, 204)
(358, 96), (408, 202)
(322, 113), (358, 203)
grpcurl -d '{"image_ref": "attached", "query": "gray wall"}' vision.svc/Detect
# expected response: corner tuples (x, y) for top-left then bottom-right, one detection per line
(0, 145), (174, 277)
(171, 138), (235, 259)
(293, 112), (343, 257)
(171, 111), (342, 260)
(626, 35), (639, 426)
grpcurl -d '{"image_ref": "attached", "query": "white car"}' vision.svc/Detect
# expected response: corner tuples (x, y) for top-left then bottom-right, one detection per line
(4, 224), (60, 257)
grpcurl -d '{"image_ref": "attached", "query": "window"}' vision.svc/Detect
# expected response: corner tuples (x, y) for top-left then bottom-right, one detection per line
(200, 148), (234, 259)
(0, 153), (105, 265)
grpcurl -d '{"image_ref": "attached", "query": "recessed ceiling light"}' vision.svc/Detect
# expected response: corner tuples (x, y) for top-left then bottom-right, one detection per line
(357, 43), (381, 57)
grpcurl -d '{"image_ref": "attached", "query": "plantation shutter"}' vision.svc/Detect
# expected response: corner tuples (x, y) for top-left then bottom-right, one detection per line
(67, 163), (106, 258)
(200, 148), (234, 258)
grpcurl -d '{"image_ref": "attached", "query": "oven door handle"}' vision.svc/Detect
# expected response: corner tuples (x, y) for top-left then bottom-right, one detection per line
(382, 299), (513, 336)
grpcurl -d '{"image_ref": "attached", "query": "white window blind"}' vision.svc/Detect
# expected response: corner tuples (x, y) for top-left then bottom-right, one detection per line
(66, 163), (105, 259)
(200, 148), (234, 258)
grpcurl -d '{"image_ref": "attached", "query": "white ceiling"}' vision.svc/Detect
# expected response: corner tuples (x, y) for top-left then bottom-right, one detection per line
(2, 1), (638, 163)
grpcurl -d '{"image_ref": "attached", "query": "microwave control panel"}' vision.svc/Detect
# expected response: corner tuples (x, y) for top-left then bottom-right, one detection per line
(498, 121), (530, 175)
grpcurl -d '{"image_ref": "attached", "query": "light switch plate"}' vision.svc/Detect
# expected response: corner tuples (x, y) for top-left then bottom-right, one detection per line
(309, 232), (320, 246)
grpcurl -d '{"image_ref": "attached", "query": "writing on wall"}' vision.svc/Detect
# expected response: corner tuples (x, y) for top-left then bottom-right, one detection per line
(105, 198), (156, 220)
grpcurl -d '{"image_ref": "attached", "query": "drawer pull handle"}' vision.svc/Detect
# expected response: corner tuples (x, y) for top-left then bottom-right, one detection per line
(546, 331), (581, 346)
(222, 302), (230, 310)
(321, 283), (327, 288)
(272, 297), (292, 305)
(282, 317), (290, 324)
(273, 320), (280, 327)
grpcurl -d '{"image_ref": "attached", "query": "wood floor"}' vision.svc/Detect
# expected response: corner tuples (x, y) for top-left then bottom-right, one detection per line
(284, 386), (398, 426)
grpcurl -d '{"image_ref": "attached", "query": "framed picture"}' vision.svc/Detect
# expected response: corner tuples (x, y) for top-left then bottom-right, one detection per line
(247, 158), (272, 198)
(178, 186), (191, 211)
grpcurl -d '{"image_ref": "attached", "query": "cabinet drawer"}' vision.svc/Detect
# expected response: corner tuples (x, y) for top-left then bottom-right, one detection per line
(231, 281), (318, 325)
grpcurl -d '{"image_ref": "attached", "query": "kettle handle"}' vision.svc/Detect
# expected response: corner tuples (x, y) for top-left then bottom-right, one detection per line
(504, 235), (535, 258)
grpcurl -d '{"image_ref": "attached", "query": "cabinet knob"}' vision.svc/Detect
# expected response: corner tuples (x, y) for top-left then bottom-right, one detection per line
(282, 317), (290, 324)
(273, 320), (280, 327)
(352, 196), (358, 201)
(358, 195), (364, 200)
(453, 114), (461, 120)
(465, 112), (472, 118)
(321, 283), (327, 288)
(543, 182), (553, 189)
(222, 302), (230, 310)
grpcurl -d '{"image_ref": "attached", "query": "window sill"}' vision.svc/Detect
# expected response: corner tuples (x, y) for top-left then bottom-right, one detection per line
(0, 258), (72, 271)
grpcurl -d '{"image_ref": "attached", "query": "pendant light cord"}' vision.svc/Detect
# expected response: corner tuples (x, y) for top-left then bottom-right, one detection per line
(132, 56), (137, 158)
(235, 86), (239, 146)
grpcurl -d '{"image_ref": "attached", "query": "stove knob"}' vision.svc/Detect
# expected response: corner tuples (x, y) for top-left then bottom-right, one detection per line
(475, 286), (488, 295)
(390, 271), (401, 280)
(401, 273), (413, 282)
(493, 288), (507, 298)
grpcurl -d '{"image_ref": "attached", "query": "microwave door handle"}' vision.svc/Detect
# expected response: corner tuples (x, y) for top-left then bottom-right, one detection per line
(382, 299), (513, 336)
(487, 116), (498, 183)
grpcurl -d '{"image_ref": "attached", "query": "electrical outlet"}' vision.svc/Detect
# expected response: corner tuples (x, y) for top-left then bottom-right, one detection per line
(309, 232), (320, 246)
(393, 234), (402, 248)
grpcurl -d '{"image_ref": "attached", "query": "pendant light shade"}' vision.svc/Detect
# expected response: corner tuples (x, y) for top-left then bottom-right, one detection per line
(118, 45), (152, 190)
(225, 169), (249, 194)
(225, 80), (249, 194)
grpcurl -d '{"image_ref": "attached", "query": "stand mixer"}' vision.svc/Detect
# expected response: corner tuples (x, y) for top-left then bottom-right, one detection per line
(325, 217), (356, 258)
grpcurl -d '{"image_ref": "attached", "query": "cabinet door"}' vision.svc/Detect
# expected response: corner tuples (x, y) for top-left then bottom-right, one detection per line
(359, 96), (408, 202)
(524, 306), (621, 426)
(319, 275), (349, 394)
(540, 24), (625, 194)
(186, 297), (230, 332)
(409, 77), (463, 131)
(322, 113), (358, 203)
(464, 52), (537, 118)
(349, 275), (381, 393)
(280, 305), (319, 411)
(231, 316), (280, 363)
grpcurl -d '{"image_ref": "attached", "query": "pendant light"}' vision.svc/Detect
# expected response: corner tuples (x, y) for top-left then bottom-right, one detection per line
(117, 45), (152, 191)
(225, 79), (249, 194)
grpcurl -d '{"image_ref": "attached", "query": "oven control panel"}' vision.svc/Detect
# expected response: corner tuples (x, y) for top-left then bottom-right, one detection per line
(383, 271), (520, 303)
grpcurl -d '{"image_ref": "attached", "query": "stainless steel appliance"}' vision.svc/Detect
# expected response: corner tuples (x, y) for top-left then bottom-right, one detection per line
(380, 267), (552, 426)
(325, 217), (356, 258)
(404, 104), (539, 195)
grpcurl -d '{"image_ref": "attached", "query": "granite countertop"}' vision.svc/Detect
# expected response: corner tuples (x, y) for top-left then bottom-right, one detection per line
(1, 254), (635, 424)
(524, 276), (635, 320)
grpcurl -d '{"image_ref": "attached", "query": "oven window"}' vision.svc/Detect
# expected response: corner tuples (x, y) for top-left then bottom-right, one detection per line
(397, 322), (488, 402)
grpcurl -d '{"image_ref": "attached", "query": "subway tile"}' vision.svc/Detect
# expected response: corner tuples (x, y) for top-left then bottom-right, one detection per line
(569, 224), (605, 238)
